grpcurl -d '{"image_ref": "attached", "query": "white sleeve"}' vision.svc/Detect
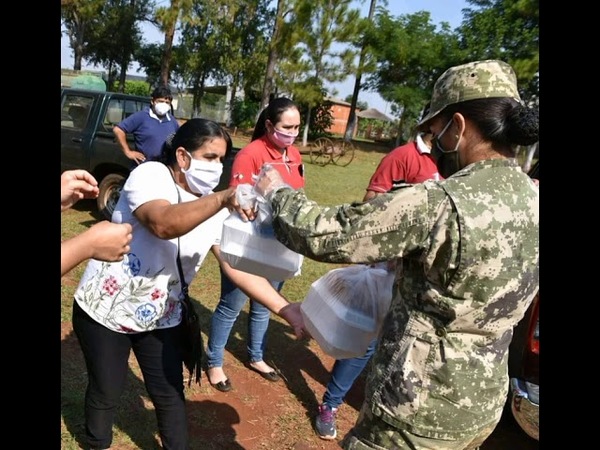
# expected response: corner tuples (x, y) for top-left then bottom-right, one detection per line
(123, 162), (177, 213)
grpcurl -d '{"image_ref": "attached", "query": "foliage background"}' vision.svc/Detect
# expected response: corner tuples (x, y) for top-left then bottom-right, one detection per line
(61, 0), (538, 139)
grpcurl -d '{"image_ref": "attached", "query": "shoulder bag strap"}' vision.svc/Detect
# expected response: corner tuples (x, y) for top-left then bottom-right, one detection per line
(171, 171), (189, 297)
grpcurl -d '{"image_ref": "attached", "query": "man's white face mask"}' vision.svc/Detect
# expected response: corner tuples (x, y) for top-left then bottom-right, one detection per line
(154, 102), (171, 116)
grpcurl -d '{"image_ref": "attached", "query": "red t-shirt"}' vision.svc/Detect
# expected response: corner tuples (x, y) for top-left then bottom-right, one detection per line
(229, 135), (305, 189)
(366, 138), (441, 194)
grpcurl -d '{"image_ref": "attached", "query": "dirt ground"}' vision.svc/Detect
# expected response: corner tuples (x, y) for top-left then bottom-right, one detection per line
(61, 319), (364, 450)
(61, 316), (538, 450)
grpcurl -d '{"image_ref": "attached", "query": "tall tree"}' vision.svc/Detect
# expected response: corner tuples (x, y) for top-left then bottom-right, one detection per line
(84, 0), (153, 91)
(343, 0), (381, 142)
(178, 1), (254, 116)
(458, 0), (539, 104)
(363, 10), (463, 142)
(61, 0), (105, 70)
(154, 0), (194, 87)
(135, 42), (167, 87)
(290, 0), (362, 146)
(258, 0), (297, 117)
(217, 0), (272, 124)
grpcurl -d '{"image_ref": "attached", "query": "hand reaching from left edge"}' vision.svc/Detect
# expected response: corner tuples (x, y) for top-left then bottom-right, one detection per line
(61, 221), (133, 277)
(61, 169), (100, 212)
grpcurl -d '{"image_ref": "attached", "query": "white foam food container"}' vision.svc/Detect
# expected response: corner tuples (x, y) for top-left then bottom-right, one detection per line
(220, 212), (303, 282)
(300, 264), (395, 359)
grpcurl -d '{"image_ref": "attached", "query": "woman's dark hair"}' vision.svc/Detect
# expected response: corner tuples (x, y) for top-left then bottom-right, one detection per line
(439, 98), (539, 150)
(160, 118), (232, 166)
(251, 97), (298, 141)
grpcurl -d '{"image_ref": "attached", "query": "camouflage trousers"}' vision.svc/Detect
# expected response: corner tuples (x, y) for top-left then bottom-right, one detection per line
(340, 404), (498, 450)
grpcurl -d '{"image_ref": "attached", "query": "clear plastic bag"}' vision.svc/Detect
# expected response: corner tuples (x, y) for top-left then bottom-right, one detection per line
(301, 263), (395, 359)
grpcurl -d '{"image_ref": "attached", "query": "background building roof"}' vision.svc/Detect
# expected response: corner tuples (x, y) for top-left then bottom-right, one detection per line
(356, 107), (393, 122)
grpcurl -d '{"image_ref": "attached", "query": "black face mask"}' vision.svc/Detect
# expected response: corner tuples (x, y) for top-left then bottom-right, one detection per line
(431, 140), (460, 178)
(430, 118), (461, 178)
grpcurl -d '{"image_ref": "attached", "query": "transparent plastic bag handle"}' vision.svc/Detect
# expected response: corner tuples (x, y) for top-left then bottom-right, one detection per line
(251, 163), (291, 225)
(233, 174), (274, 226)
(235, 183), (255, 210)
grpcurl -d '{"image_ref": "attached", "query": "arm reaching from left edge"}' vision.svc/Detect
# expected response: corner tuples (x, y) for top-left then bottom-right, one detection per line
(211, 245), (307, 339)
(61, 221), (133, 276)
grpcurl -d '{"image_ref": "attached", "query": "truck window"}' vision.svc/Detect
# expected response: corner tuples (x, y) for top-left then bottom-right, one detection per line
(103, 98), (150, 131)
(124, 99), (150, 118)
(61, 94), (94, 130)
(103, 99), (125, 131)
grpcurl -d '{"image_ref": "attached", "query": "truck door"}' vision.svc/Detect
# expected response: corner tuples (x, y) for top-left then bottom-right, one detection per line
(61, 91), (97, 171)
(89, 94), (150, 171)
(89, 94), (151, 219)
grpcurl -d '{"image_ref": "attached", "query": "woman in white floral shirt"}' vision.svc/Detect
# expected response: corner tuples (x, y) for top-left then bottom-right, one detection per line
(72, 118), (305, 450)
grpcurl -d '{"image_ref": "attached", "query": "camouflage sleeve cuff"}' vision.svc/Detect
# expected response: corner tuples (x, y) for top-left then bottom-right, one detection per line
(266, 184), (293, 204)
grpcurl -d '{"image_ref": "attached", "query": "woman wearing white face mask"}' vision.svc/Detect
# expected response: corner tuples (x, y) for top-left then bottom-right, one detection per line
(206, 97), (305, 390)
(71, 118), (306, 450)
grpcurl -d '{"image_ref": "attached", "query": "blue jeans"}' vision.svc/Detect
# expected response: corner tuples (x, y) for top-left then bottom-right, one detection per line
(323, 338), (377, 409)
(206, 266), (284, 368)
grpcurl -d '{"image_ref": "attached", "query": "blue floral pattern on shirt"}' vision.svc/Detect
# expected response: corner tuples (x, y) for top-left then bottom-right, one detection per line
(77, 252), (181, 333)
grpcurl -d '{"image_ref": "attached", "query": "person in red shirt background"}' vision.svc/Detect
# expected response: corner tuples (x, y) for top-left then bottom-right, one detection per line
(364, 131), (439, 200)
(206, 97), (304, 391)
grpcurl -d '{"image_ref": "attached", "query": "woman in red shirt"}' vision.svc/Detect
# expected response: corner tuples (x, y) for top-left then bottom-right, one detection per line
(206, 97), (305, 391)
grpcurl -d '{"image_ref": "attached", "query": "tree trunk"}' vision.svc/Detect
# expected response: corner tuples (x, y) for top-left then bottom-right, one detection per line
(302, 107), (312, 148)
(161, 28), (175, 86)
(118, 61), (128, 92)
(71, 18), (85, 71)
(258, 0), (284, 118)
(192, 75), (206, 118)
(344, 0), (377, 142)
(227, 75), (239, 127)
(259, 49), (278, 117)
(73, 54), (83, 71)
(160, 0), (180, 86)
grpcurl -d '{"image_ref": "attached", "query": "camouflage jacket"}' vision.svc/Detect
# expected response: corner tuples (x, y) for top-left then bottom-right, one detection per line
(269, 158), (539, 439)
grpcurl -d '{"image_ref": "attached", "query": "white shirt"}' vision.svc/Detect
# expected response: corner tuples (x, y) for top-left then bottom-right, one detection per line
(73, 162), (229, 333)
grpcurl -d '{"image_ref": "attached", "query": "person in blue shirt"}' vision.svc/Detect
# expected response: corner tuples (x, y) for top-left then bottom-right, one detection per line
(113, 85), (180, 165)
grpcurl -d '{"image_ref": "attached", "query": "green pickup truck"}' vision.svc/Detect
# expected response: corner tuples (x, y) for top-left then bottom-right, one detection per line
(61, 88), (236, 219)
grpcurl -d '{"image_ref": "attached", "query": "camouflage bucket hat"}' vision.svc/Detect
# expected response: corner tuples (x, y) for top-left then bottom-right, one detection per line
(418, 59), (521, 127)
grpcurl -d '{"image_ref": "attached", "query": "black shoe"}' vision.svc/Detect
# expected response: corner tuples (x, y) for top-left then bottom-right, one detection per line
(247, 363), (281, 382)
(210, 378), (232, 392)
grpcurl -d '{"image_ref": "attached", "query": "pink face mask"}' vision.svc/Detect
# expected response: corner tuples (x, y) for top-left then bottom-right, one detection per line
(271, 129), (298, 148)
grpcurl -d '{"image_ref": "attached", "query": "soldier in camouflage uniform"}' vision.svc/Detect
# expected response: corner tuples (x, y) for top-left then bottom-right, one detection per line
(252, 60), (539, 449)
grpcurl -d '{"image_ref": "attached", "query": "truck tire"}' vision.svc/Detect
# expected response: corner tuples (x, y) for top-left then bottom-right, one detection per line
(97, 173), (126, 220)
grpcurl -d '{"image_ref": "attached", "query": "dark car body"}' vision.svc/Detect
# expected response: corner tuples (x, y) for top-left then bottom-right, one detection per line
(61, 88), (152, 218)
(507, 159), (539, 441)
(60, 88), (237, 219)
